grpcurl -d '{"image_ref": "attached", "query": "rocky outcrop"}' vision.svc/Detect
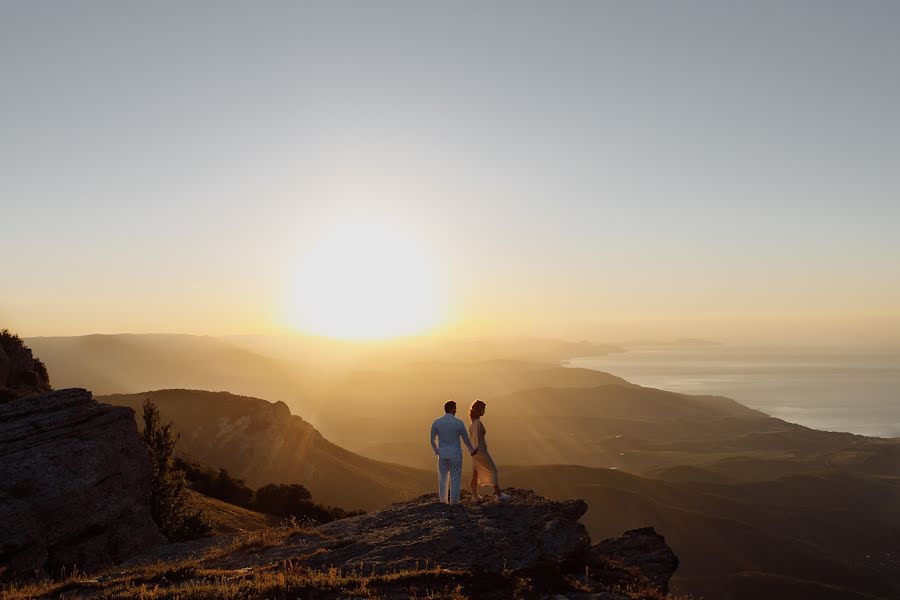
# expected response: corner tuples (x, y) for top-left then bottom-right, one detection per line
(28, 489), (677, 599)
(0, 330), (51, 402)
(591, 527), (679, 594)
(202, 489), (676, 591)
(296, 488), (591, 573)
(0, 388), (164, 575)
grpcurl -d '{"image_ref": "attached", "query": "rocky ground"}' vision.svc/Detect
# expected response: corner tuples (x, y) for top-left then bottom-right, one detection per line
(3, 489), (679, 599)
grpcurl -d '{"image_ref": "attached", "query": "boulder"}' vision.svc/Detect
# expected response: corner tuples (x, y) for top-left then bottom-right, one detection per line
(313, 488), (590, 573)
(0, 388), (164, 575)
(591, 527), (679, 593)
(235, 488), (591, 574)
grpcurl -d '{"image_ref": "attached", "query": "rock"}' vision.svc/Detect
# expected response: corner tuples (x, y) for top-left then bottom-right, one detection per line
(239, 489), (591, 575)
(591, 527), (679, 593)
(0, 388), (165, 575)
(0, 330), (52, 402)
(55, 488), (677, 600)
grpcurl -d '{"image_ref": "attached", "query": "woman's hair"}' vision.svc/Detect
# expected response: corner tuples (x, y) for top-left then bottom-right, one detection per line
(469, 399), (486, 421)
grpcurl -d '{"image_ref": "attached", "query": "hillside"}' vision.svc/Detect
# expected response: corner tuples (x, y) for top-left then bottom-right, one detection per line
(503, 464), (900, 600)
(2, 490), (681, 600)
(100, 389), (430, 511)
(192, 491), (280, 534)
(314, 369), (888, 477)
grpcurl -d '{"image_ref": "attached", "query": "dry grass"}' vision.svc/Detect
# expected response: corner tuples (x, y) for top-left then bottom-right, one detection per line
(0, 524), (465, 600)
(1, 560), (470, 600)
(190, 491), (280, 535)
(1, 525), (687, 600)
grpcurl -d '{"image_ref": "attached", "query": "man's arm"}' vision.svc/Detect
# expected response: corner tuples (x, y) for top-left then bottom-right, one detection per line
(430, 423), (439, 456)
(459, 421), (476, 454)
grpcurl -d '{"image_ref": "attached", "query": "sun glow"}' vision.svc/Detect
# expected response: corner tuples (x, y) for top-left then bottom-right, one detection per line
(285, 221), (444, 339)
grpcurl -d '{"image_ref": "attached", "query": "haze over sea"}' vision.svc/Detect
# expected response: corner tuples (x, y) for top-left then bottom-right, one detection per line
(568, 344), (900, 439)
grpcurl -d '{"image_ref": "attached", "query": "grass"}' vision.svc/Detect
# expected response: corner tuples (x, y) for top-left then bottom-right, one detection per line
(1, 560), (471, 600)
(1, 524), (691, 600)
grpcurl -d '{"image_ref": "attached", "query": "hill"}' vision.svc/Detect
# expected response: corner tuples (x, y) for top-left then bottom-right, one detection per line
(25, 334), (307, 403)
(503, 464), (900, 600)
(191, 490), (279, 534)
(100, 389), (430, 510)
(312, 368), (890, 478)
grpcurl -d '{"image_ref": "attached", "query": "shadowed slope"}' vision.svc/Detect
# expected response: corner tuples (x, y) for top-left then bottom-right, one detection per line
(101, 389), (431, 511)
(503, 464), (900, 600)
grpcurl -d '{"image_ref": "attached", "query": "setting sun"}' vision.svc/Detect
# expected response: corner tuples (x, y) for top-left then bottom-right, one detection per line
(284, 221), (444, 339)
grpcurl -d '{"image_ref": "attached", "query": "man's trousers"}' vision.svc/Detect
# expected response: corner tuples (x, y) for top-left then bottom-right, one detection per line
(437, 454), (463, 504)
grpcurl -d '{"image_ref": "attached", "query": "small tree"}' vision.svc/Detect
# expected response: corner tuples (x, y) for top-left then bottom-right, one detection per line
(141, 399), (210, 541)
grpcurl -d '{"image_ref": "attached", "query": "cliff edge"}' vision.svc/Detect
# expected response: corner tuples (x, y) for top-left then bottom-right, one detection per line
(0, 388), (164, 575)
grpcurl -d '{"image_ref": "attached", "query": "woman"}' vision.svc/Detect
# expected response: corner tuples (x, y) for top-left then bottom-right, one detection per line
(468, 399), (511, 500)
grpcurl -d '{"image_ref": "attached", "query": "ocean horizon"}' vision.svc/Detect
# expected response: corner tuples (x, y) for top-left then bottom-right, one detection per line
(567, 345), (900, 439)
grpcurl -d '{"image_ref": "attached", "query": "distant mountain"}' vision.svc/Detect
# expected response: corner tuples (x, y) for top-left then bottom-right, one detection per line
(224, 334), (624, 368)
(24, 334), (622, 418)
(100, 389), (430, 511)
(311, 365), (868, 474)
(26, 334), (308, 405)
(503, 464), (900, 600)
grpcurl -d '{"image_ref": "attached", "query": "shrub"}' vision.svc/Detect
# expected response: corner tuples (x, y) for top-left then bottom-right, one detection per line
(141, 399), (211, 541)
(175, 458), (254, 508)
(252, 483), (364, 524)
(0, 329), (51, 400)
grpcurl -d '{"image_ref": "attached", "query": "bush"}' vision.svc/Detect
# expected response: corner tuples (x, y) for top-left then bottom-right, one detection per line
(173, 461), (364, 525)
(252, 483), (364, 524)
(175, 458), (254, 508)
(141, 399), (211, 541)
(0, 329), (51, 400)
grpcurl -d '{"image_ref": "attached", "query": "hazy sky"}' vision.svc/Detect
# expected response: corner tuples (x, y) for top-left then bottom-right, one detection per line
(2, 1), (899, 343)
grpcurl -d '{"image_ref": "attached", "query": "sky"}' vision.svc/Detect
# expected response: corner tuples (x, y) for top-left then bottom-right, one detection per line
(2, 1), (899, 344)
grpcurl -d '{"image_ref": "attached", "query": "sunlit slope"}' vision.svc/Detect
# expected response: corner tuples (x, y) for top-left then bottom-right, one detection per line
(312, 364), (874, 473)
(189, 491), (279, 534)
(503, 465), (900, 600)
(100, 389), (431, 510)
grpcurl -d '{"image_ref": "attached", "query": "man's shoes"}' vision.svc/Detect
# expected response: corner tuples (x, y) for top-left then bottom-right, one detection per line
(497, 492), (511, 500)
(472, 493), (484, 502)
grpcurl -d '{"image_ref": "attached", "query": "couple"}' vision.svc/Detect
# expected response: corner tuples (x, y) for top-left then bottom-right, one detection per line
(429, 399), (510, 504)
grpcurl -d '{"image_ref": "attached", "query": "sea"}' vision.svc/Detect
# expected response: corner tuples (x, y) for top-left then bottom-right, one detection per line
(566, 345), (900, 439)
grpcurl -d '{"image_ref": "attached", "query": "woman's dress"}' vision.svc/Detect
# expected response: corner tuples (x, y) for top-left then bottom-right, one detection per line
(469, 418), (499, 487)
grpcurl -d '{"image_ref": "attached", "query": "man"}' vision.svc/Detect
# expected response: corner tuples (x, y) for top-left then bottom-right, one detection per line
(430, 400), (476, 504)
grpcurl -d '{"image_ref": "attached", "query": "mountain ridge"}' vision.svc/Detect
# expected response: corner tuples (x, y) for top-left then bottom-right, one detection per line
(99, 389), (431, 510)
